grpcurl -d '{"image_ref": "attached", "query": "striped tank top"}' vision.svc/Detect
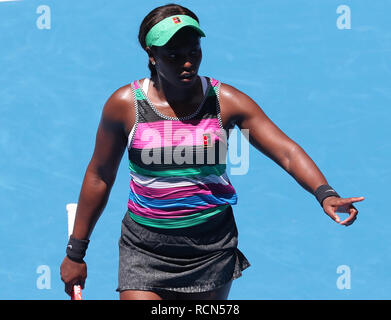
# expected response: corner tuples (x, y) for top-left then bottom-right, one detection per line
(126, 76), (237, 229)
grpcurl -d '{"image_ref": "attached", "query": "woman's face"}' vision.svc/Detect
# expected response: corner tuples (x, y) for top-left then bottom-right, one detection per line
(150, 27), (202, 88)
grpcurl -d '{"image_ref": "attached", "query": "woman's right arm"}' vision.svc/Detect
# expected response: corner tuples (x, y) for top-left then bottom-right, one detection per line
(71, 85), (133, 240)
(60, 84), (134, 296)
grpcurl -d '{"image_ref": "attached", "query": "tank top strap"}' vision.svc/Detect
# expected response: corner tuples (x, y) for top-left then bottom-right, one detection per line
(142, 77), (150, 94)
(200, 76), (208, 95)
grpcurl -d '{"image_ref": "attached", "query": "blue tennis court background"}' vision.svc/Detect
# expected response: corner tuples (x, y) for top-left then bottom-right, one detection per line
(0, 0), (389, 299)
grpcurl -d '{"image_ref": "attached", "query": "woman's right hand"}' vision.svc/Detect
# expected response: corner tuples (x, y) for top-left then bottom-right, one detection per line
(60, 256), (87, 297)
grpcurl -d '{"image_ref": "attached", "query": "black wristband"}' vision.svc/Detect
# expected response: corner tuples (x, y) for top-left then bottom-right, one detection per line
(314, 184), (340, 207)
(66, 236), (90, 263)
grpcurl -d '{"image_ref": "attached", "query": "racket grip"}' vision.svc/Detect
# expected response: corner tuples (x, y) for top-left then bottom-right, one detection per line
(71, 285), (82, 300)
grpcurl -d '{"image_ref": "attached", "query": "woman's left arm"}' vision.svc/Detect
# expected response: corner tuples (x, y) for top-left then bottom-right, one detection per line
(219, 83), (364, 226)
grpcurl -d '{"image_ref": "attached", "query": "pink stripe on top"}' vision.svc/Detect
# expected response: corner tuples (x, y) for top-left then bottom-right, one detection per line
(131, 118), (224, 149)
(211, 78), (219, 87)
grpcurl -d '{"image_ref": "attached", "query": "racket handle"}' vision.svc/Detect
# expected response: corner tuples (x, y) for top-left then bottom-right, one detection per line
(71, 285), (82, 300)
(66, 204), (83, 300)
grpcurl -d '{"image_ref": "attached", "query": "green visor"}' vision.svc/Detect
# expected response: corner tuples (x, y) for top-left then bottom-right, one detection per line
(145, 15), (206, 47)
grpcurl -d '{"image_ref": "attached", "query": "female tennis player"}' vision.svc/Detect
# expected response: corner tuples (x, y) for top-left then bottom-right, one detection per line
(60, 3), (364, 300)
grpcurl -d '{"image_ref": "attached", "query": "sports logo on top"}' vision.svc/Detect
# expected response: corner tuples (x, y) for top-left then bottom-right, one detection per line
(203, 133), (212, 147)
(172, 16), (182, 24)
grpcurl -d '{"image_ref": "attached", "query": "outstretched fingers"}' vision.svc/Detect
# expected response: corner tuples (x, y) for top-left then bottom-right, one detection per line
(336, 197), (365, 212)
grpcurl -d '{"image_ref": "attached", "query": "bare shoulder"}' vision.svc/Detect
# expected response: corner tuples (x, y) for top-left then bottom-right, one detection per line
(219, 82), (263, 128)
(219, 81), (243, 98)
(101, 83), (135, 135)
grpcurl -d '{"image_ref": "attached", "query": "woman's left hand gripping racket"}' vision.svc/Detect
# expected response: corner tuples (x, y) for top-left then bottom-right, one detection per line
(66, 203), (83, 300)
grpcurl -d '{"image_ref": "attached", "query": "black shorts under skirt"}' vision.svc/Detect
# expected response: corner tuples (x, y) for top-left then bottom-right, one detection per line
(116, 205), (250, 293)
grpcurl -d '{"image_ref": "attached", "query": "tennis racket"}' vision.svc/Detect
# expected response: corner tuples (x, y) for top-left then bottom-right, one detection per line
(66, 203), (83, 300)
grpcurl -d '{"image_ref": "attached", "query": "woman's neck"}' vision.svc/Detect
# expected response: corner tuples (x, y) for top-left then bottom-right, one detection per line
(150, 74), (201, 106)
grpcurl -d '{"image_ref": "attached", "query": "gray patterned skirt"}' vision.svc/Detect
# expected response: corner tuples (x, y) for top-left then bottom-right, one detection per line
(117, 205), (250, 293)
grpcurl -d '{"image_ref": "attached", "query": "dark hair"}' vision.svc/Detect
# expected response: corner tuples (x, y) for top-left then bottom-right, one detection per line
(138, 3), (200, 77)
